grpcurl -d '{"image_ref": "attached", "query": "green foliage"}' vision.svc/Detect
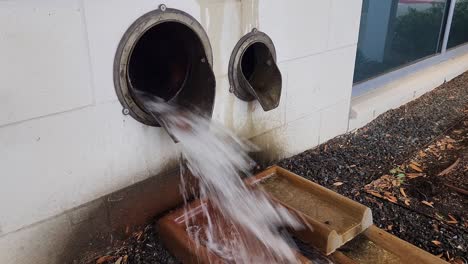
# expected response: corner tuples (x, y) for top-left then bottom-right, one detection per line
(390, 166), (406, 184)
(390, 3), (445, 63)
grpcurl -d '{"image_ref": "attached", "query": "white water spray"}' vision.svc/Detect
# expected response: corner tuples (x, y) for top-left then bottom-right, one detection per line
(141, 96), (303, 263)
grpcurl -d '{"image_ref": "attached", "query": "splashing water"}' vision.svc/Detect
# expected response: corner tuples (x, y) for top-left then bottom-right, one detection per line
(141, 96), (303, 263)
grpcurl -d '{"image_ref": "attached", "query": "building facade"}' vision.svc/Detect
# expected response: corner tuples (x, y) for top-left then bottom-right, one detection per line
(0, 0), (467, 262)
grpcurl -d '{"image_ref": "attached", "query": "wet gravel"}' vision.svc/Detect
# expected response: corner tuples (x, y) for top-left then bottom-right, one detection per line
(278, 72), (468, 261)
(85, 72), (468, 263)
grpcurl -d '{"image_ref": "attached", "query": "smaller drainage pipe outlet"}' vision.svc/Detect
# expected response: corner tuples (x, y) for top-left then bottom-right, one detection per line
(114, 5), (216, 133)
(228, 29), (282, 111)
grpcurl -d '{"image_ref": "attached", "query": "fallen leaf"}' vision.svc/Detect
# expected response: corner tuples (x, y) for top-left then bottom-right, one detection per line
(333, 182), (344, 186)
(365, 196), (383, 208)
(115, 257), (123, 264)
(96, 256), (114, 264)
(366, 190), (383, 198)
(409, 163), (423, 172)
(445, 137), (456, 143)
(447, 214), (458, 224)
(366, 176), (395, 191)
(134, 231), (143, 240)
(447, 144), (454, 149)
(432, 240), (442, 246)
(444, 183), (468, 196)
(404, 199), (411, 206)
(384, 193), (398, 203)
(123, 255), (128, 264)
(422, 201), (434, 208)
(386, 225), (393, 231)
(437, 158), (460, 176)
(407, 173), (424, 179)
(383, 191), (391, 196)
(428, 148), (439, 157)
(400, 188), (407, 198)
(419, 151), (427, 158)
(411, 161), (422, 167)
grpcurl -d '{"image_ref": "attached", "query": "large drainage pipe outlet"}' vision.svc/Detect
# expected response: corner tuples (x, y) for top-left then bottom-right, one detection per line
(228, 29), (282, 112)
(114, 5), (216, 128)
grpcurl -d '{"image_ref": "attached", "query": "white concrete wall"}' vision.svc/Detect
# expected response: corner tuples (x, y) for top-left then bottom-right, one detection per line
(2, 0), (468, 262)
(248, 0), (362, 157)
(0, 0), (361, 262)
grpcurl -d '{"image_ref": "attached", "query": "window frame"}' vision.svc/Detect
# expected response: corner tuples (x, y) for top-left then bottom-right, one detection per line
(352, 0), (468, 98)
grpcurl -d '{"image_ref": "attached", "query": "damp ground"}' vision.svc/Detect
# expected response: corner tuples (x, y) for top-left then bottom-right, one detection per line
(83, 72), (468, 263)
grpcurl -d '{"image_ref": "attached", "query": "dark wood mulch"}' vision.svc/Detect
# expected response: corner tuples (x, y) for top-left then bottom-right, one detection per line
(83, 72), (468, 264)
(364, 119), (467, 233)
(80, 224), (178, 264)
(279, 72), (468, 262)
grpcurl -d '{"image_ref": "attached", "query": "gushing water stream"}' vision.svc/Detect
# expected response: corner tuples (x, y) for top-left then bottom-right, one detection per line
(141, 96), (303, 263)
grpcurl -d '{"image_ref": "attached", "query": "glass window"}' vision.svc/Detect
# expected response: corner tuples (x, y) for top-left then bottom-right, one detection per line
(447, 0), (468, 49)
(354, 0), (448, 83)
